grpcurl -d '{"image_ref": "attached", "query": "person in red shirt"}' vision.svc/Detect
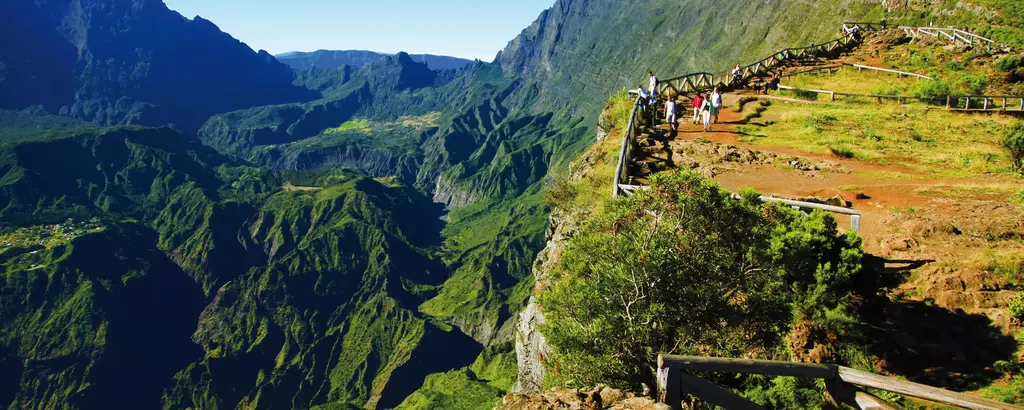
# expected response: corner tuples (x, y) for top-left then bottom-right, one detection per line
(691, 93), (704, 124)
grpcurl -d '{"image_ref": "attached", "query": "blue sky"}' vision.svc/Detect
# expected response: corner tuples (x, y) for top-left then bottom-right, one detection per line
(163, 0), (555, 60)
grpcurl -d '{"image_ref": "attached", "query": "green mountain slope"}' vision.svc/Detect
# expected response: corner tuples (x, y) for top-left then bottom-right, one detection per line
(0, 126), (483, 409)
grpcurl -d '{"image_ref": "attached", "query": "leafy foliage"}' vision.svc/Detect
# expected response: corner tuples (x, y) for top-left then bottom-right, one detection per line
(1004, 122), (1024, 172)
(539, 171), (863, 392)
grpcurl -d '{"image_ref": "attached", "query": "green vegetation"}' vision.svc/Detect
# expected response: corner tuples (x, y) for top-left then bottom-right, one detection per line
(737, 104), (1018, 176)
(1010, 293), (1024, 323)
(1004, 121), (1024, 172)
(540, 171), (862, 404)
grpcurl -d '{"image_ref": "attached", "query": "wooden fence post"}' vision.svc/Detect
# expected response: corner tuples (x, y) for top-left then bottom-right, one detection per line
(984, 98), (989, 110)
(851, 215), (861, 233)
(966, 97), (970, 111)
(658, 355), (682, 410)
(1003, 97), (1007, 111)
(946, 95), (951, 109)
(831, 92), (836, 102)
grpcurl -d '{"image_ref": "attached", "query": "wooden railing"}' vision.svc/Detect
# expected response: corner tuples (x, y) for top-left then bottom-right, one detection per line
(775, 85), (1024, 111)
(780, 63), (931, 80)
(612, 98), (643, 198)
(657, 354), (1024, 410)
(901, 26), (996, 49)
(843, 21), (999, 50)
(655, 32), (861, 97)
(755, 195), (861, 232)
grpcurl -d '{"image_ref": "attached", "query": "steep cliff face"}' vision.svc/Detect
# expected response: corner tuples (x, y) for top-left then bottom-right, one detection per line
(1, 0), (316, 134)
(496, 0), (883, 116)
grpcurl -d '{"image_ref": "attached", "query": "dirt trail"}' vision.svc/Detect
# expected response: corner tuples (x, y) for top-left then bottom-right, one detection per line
(644, 90), (1024, 340)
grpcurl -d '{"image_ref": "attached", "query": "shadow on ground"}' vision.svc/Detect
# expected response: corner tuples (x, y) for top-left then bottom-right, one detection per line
(854, 255), (1017, 391)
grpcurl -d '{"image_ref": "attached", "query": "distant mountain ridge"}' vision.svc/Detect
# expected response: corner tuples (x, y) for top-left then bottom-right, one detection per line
(0, 0), (316, 134)
(276, 49), (475, 70)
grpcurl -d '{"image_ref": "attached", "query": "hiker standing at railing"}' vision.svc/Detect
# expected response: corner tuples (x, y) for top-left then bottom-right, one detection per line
(637, 84), (651, 123)
(732, 64), (742, 87)
(648, 71), (658, 96)
(691, 93), (704, 124)
(710, 87), (722, 123)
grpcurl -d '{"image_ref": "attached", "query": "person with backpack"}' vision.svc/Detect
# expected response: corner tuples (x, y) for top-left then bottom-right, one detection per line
(710, 87), (722, 123)
(691, 93), (704, 124)
(700, 96), (713, 132)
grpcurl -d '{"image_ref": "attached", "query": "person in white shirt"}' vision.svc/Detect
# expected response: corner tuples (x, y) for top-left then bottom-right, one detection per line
(637, 84), (651, 123)
(665, 96), (677, 131)
(710, 87), (722, 123)
(648, 71), (658, 96)
(732, 64), (742, 86)
(637, 84), (650, 100)
(700, 97), (713, 132)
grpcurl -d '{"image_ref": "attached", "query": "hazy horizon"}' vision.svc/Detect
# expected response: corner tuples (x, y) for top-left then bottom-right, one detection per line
(163, 0), (555, 61)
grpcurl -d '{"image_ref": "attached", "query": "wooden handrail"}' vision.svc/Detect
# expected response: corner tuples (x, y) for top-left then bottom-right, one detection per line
(657, 354), (1024, 410)
(839, 367), (1022, 410)
(776, 85), (1024, 110)
(660, 355), (837, 379)
(847, 63), (932, 79)
(612, 98), (642, 197)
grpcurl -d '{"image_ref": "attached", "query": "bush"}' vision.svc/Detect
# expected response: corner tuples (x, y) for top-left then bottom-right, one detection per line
(1009, 292), (1024, 323)
(996, 55), (1024, 73)
(912, 79), (952, 103)
(1004, 122), (1024, 172)
(540, 171), (862, 394)
(829, 145), (856, 159)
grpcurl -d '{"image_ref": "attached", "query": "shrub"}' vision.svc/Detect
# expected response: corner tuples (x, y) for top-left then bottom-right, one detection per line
(544, 174), (578, 211)
(1010, 292), (1024, 323)
(1004, 122), (1024, 172)
(540, 171), (862, 393)
(996, 55), (1024, 73)
(943, 61), (967, 71)
(913, 79), (952, 103)
(829, 145), (856, 159)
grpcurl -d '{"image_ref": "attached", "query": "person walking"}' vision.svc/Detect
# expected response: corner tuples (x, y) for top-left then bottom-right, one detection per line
(700, 96), (713, 132)
(710, 87), (722, 124)
(665, 95), (677, 131)
(691, 93), (704, 124)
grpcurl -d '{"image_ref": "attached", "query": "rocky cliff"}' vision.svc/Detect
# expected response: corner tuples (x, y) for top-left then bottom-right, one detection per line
(1, 0), (317, 134)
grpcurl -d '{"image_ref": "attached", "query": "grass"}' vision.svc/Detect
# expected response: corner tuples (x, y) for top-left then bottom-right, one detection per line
(551, 93), (637, 214)
(913, 184), (1022, 201)
(781, 67), (923, 97)
(736, 103), (1018, 177)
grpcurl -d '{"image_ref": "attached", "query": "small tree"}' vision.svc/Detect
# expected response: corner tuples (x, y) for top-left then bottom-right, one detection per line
(1005, 122), (1024, 173)
(540, 171), (862, 393)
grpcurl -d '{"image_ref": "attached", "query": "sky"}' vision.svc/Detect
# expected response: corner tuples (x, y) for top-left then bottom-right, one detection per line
(163, 0), (555, 61)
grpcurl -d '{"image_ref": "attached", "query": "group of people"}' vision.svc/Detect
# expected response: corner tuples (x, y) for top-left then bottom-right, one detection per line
(637, 70), (721, 133)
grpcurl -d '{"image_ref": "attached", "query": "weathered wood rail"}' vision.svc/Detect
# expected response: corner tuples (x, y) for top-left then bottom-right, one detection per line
(657, 354), (1024, 410)
(843, 21), (1000, 50)
(776, 84), (1024, 111)
(901, 26), (996, 50)
(780, 63), (931, 80)
(655, 32), (861, 97)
